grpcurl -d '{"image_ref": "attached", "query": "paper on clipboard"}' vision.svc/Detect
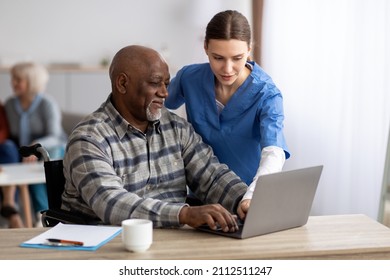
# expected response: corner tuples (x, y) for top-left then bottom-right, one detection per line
(20, 222), (122, 251)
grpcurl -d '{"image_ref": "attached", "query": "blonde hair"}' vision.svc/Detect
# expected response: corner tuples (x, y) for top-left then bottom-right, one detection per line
(11, 62), (49, 94)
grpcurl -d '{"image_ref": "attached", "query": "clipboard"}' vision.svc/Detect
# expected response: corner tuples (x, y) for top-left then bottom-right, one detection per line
(20, 223), (122, 251)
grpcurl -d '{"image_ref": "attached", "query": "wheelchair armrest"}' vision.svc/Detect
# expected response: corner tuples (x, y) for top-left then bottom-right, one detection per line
(41, 209), (99, 227)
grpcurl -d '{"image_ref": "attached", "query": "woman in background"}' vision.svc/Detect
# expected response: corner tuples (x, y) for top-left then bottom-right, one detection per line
(4, 62), (67, 226)
(0, 102), (24, 228)
(165, 10), (290, 203)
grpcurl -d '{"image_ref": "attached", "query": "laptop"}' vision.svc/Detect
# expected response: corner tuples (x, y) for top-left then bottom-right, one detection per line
(198, 165), (323, 239)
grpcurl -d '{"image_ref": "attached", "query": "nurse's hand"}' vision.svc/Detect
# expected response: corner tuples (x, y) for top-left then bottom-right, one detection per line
(237, 199), (251, 221)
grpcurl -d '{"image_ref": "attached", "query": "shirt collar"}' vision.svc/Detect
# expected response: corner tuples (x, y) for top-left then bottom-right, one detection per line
(104, 94), (162, 138)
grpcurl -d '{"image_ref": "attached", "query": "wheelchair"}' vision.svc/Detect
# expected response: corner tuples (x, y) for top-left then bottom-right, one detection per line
(20, 144), (96, 227)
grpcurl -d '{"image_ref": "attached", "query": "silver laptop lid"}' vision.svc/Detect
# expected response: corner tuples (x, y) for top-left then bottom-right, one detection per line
(241, 165), (323, 238)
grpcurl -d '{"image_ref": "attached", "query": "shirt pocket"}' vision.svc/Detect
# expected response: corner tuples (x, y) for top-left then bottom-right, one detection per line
(121, 170), (149, 195)
(155, 158), (185, 183)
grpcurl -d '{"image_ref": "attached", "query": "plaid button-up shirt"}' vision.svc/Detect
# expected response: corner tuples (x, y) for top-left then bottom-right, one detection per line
(62, 95), (247, 227)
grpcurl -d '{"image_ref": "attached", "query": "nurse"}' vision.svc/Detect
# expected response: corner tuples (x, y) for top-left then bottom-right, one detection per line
(165, 10), (290, 201)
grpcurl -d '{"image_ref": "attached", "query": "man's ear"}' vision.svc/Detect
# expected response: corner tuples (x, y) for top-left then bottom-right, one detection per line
(116, 73), (127, 94)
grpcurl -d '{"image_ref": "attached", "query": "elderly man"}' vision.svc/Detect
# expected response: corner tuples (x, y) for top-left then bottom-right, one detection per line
(62, 45), (250, 232)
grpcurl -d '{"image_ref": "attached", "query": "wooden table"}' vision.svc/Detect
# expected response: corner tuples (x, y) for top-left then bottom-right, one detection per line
(0, 162), (46, 228)
(1, 214), (390, 260)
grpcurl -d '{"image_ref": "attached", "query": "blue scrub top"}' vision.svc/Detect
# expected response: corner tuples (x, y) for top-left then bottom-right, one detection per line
(166, 62), (290, 185)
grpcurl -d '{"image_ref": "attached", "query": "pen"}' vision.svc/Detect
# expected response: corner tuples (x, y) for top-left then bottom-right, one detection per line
(46, 238), (84, 246)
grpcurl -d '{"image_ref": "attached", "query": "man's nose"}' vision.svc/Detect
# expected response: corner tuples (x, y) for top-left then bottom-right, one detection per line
(158, 84), (168, 98)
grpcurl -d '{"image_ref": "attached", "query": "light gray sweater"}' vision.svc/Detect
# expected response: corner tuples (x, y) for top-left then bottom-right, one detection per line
(4, 94), (67, 154)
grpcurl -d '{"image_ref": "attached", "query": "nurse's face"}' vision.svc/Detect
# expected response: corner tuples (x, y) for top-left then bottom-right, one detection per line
(205, 39), (251, 87)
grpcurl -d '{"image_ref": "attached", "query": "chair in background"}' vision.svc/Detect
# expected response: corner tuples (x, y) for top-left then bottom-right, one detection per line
(61, 111), (85, 136)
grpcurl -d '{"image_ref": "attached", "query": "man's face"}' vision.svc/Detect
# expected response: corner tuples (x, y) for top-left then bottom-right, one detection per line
(124, 58), (170, 125)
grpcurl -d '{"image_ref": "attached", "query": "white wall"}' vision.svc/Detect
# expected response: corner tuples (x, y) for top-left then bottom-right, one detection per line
(0, 0), (252, 74)
(262, 0), (390, 220)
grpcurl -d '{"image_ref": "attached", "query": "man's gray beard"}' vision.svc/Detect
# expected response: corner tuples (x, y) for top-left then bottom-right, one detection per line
(146, 104), (162, 121)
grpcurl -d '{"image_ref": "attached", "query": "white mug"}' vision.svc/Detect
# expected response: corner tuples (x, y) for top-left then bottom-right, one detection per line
(121, 219), (153, 253)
